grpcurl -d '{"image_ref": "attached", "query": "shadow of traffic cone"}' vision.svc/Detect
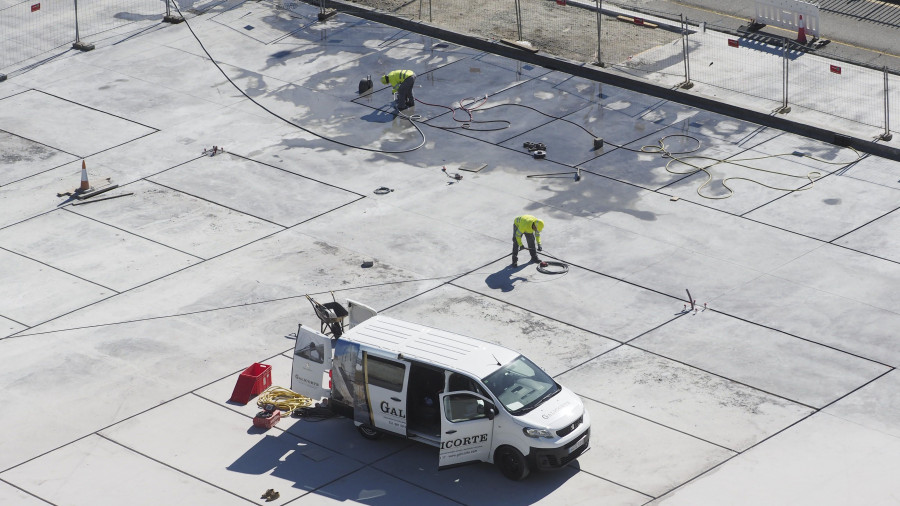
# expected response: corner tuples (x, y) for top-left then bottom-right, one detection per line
(79, 160), (91, 192)
(796, 15), (807, 44)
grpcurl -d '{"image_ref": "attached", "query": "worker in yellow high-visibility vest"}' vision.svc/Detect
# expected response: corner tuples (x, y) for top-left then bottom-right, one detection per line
(381, 70), (416, 111)
(512, 215), (543, 267)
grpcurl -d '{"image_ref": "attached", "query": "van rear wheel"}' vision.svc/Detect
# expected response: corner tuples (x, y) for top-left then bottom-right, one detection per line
(495, 446), (530, 481)
(357, 424), (382, 440)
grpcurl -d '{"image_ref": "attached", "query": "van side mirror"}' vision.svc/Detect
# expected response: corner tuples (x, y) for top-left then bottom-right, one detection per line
(486, 405), (497, 420)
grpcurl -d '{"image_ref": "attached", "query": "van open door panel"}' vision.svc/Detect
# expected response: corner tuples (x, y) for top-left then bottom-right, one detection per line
(291, 325), (332, 401)
(347, 299), (377, 329)
(439, 392), (494, 469)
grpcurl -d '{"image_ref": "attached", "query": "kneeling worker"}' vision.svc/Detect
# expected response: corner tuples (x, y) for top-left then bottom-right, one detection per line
(512, 214), (544, 267)
(381, 70), (416, 110)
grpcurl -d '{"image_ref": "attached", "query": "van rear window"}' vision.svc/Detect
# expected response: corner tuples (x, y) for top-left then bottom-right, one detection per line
(366, 355), (406, 392)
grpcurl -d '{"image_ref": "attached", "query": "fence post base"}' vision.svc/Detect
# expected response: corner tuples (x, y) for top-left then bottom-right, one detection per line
(72, 41), (94, 52)
(318, 9), (337, 20)
(679, 81), (694, 89)
(163, 14), (184, 23)
(881, 132), (894, 141)
(776, 106), (791, 114)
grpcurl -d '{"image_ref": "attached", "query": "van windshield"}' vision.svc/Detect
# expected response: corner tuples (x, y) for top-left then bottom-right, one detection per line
(482, 356), (560, 415)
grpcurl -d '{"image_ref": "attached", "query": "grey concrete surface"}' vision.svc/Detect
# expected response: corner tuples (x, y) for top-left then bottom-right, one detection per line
(1, 0), (899, 505)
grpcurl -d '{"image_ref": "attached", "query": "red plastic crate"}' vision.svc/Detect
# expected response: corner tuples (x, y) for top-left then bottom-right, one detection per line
(229, 363), (272, 404)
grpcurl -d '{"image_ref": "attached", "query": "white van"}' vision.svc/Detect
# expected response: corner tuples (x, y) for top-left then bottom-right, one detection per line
(291, 299), (590, 480)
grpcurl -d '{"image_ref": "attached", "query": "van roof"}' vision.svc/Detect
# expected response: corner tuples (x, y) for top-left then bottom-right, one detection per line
(344, 315), (520, 379)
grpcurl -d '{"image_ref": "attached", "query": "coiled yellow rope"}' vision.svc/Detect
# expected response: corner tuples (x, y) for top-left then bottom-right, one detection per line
(256, 386), (315, 414)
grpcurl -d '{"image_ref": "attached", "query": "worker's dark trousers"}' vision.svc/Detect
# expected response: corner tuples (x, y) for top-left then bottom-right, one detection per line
(397, 76), (415, 109)
(512, 227), (539, 265)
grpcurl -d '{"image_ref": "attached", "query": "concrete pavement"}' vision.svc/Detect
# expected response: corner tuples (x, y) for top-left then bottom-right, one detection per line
(1, 1), (899, 504)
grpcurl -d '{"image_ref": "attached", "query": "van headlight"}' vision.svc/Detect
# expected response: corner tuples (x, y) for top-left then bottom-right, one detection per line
(523, 427), (554, 438)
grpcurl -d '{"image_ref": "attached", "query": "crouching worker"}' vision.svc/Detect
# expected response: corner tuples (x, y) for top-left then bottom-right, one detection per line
(381, 70), (416, 111)
(512, 215), (544, 267)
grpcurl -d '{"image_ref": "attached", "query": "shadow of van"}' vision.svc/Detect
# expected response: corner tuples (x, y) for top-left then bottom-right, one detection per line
(228, 419), (580, 504)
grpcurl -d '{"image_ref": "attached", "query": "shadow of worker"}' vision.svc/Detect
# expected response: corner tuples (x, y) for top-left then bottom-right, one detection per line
(485, 264), (529, 293)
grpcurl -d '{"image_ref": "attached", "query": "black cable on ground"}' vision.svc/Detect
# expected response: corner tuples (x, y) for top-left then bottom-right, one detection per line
(169, 2), (426, 154)
(413, 95), (511, 131)
(293, 404), (338, 421)
(536, 260), (568, 274)
(482, 102), (863, 199)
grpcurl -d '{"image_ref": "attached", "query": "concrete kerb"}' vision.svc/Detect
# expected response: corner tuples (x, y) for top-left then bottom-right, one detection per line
(305, 0), (900, 162)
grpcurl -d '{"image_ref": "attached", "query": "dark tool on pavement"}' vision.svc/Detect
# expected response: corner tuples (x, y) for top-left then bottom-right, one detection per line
(358, 75), (373, 94)
(442, 166), (463, 181)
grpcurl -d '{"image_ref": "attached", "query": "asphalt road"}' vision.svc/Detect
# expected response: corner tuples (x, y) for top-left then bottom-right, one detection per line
(630, 0), (900, 70)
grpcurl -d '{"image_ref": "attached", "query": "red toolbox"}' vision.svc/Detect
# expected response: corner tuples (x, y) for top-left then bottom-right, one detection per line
(253, 409), (281, 429)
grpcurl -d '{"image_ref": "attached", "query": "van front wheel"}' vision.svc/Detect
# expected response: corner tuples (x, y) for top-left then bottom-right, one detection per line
(495, 446), (530, 481)
(357, 424), (382, 440)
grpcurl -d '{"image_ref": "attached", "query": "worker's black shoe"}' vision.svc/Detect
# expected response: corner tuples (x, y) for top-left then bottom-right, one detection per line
(511, 260), (517, 267)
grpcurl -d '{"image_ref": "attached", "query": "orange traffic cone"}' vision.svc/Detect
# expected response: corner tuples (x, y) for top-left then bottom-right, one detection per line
(79, 160), (90, 191)
(796, 15), (807, 44)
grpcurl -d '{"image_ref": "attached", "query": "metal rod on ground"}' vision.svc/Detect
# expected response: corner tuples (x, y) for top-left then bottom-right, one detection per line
(74, 0), (81, 44)
(882, 66), (893, 141)
(428, 0), (432, 23)
(595, 0), (603, 66)
(71, 192), (134, 206)
(418, 0), (422, 21)
(679, 15), (693, 89)
(515, 0), (523, 42)
(71, 0), (93, 51)
(779, 39), (791, 114)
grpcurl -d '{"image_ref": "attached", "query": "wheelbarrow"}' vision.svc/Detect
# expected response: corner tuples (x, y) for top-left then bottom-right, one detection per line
(306, 292), (348, 337)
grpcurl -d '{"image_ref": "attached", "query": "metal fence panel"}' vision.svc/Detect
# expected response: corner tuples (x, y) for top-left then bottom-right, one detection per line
(76, 0), (164, 39)
(891, 71), (899, 138)
(428, 0), (517, 42)
(0, 0), (76, 71)
(599, 9), (681, 74)
(789, 51), (885, 128)
(344, 0), (419, 18)
(519, 0), (598, 64)
(685, 28), (783, 109)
